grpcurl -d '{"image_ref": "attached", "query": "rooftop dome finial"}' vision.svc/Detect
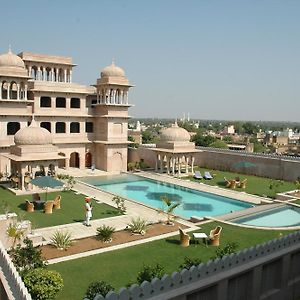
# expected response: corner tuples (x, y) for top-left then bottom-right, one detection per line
(29, 115), (37, 127)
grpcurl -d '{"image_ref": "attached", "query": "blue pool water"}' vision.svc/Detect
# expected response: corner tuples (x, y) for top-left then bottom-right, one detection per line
(80, 174), (252, 219)
(231, 206), (300, 227)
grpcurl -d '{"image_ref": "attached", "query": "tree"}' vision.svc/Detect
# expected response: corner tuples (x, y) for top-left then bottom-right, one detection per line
(6, 221), (25, 249)
(242, 122), (258, 135)
(209, 140), (229, 149)
(23, 268), (63, 300)
(136, 264), (165, 284)
(160, 196), (180, 225)
(222, 135), (233, 143)
(10, 238), (47, 276)
(192, 133), (216, 147)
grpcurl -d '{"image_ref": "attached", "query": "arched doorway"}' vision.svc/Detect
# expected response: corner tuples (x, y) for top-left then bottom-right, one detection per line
(85, 152), (92, 168)
(70, 152), (80, 168)
(111, 152), (122, 171)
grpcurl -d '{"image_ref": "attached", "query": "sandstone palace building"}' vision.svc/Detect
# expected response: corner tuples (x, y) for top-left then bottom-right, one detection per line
(0, 49), (133, 183)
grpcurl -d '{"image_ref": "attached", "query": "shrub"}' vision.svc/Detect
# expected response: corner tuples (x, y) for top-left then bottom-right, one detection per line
(10, 238), (47, 276)
(213, 242), (238, 259)
(96, 225), (115, 242)
(50, 230), (73, 250)
(23, 268), (63, 300)
(127, 217), (148, 235)
(137, 264), (165, 284)
(6, 221), (25, 249)
(112, 196), (126, 214)
(85, 281), (114, 299)
(179, 256), (202, 270)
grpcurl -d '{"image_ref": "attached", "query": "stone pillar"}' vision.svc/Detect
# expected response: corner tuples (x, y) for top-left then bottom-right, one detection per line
(69, 70), (72, 83)
(28, 66), (32, 78)
(64, 69), (67, 83)
(24, 84), (28, 100)
(155, 154), (158, 172)
(178, 157), (181, 176)
(7, 84), (10, 100)
(66, 122), (70, 134)
(55, 68), (59, 82)
(160, 154), (163, 173)
(79, 154), (85, 169)
(66, 97), (70, 109)
(172, 156), (175, 175)
(65, 157), (70, 169)
(17, 83), (20, 100)
(191, 156), (195, 174)
(51, 68), (54, 81)
(0, 83), (2, 99)
(43, 67), (46, 81)
(166, 156), (170, 174)
(186, 156), (189, 174)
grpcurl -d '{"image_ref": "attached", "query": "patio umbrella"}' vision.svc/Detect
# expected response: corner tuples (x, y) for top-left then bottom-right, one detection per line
(31, 176), (64, 201)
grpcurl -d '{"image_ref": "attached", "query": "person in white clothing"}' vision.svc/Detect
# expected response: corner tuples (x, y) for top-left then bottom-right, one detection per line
(85, 197), (93, 226)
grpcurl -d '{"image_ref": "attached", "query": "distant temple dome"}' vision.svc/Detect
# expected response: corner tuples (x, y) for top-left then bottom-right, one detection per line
(0, 49), (25, 69)
(14, 119), (52, 145)
(160, 123), (191, 142)
(101, 61), (125, 78)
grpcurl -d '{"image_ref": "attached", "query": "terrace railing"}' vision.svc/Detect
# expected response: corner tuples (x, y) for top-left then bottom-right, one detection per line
(196, 146), (300, 161)
(89, 231), (300, 300)
(0, 241), (31, 300)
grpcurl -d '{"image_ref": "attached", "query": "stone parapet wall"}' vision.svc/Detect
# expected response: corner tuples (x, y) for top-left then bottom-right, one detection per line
(129, 147), (300, 181)
(0, 241), (31, 300)
(89, 231), (300, 300)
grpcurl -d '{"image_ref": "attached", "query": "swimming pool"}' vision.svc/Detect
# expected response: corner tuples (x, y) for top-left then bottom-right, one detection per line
(230, 205), (300, 228)
(80, 174), (252, 219)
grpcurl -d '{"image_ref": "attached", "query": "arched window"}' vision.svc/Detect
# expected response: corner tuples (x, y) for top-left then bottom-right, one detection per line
(56, 122), (66, 133)
(10, 82), (18, 99)
(71, 98), (80, 108)
(40, 122), (51, 132)
(7, 122), (20, 135)
(31, 66), (38, 80)
(56, 97), (66, 108)
(85, 122), (93, 133)
(1, 81), (8, 99)
(70, 122), (80, 133)
(40, 96), (51, 107)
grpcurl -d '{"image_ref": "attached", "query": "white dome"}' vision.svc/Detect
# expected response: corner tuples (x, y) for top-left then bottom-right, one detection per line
(0, 50), (25, 69)
(14, 120), (52, 145)
(101, 62), (125, 78)
(160, 123), (191, 142)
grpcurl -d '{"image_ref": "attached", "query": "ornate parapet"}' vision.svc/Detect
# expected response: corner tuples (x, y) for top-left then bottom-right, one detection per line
(88, 231), (300, 300)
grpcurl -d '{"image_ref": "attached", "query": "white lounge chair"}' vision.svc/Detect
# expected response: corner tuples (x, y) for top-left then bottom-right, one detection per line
(193, 171), (203, 180)
(204, 171), (213, 180)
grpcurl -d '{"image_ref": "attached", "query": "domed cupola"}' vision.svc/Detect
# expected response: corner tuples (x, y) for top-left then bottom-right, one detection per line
(100, 61), (125, 78)
(160, 122), (191, 142)
(0, 48), (28, 78)
(14, 117), (52, 146)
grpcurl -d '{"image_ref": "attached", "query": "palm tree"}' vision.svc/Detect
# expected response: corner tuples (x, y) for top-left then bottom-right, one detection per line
(6, 222), (25, 249)
(160, 196), (180, 225)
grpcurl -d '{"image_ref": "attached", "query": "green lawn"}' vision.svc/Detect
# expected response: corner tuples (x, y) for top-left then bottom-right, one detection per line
(50, 222), (294, 300)
(184, 168), (295, 198)
(0, 186), (120, 228)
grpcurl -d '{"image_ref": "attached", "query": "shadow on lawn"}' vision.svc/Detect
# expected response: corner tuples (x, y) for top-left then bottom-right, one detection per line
(165, 238), (181, 245)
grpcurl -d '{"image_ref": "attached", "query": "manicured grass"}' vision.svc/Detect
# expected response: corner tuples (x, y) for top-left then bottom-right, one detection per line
(0, 186), (120, 228)
(50, 222), (294, 300)
(184, 168), (295, 198)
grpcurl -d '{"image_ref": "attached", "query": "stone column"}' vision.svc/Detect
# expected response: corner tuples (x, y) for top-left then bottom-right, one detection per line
(0, 83), (2, 99)
(186, 156), (189, 174)
(66, 97), (70, 109)
(191, 156), (195, 174)
(66, 122), (70, 134)
(166, 156), (170, 174)
(178, 157), (181, 176)
(64, 69), (67, 83)
(172, 157), (175, 175)
(43, 67), (46, 80)
(24, 84), (28, 100)
(155, 154), (158, 172)
(28, 66), (32, 78)
(51, 68), (54, 81)
(55, 68), (59, 82)
(65, 157), (70, 169)
(7, 84), (10, 100)
(160, 154), (163, 173)
(17, 83), (20, 100)
(69, 70), (72, 83)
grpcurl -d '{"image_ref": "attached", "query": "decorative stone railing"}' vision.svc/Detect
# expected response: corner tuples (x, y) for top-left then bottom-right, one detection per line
(87, 231), (300, 300)
(0, 241), (31, 300)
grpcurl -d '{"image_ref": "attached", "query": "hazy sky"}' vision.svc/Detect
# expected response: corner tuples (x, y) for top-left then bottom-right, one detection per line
(2, 0), (299, 121)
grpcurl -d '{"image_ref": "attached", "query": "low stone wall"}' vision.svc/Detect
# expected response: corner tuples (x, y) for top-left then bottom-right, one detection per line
(89, 231), (300, 300)
(0, 241), (31, 300)
(129, 147), (300, 181)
